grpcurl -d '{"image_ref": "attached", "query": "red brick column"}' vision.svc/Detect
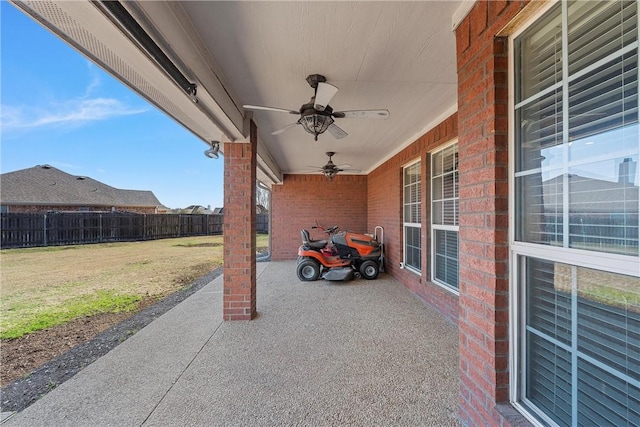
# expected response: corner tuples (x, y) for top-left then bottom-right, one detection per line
(223, 120), (257, 320)
(455, 1), (528, 425)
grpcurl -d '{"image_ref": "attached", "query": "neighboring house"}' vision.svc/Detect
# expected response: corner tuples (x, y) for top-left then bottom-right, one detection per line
(0, 165), (167, 214)
(182, 205), (214, 214)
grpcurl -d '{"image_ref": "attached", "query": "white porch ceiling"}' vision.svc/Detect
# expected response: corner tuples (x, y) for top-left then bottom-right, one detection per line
(12, 1), (470, 186)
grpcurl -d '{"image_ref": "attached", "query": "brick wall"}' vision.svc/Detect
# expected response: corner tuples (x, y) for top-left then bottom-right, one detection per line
(271, 174), (368, 261)
(455, 1), (529, 425)
(368, 113), (459, 324)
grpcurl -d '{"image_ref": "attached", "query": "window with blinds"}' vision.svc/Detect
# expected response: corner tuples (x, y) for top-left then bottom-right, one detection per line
(513, 1), (639, 426)
(403, 160), (421, 272)
(515, 0), (638, 257)
(522, 257), (639, 426)
(432, 144), (459, 290)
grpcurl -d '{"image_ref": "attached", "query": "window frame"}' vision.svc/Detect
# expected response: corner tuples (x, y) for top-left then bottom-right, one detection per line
(403, 158), (422, 274)
(508, 1), (640, 425)
(430, 140), (460, 293)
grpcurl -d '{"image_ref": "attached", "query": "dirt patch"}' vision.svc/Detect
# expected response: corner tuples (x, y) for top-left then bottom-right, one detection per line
(0, 268), (222, 413)
(1, 311), (130, 386)
(173, 243), (222, 248)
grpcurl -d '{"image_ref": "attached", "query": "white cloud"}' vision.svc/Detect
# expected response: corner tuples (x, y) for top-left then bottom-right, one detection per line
(83, 61), (102, 97)
(1, 97), (148, 132)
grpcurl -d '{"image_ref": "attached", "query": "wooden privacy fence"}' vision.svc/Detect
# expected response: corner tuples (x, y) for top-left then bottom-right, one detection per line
(1, 213), (269, 249)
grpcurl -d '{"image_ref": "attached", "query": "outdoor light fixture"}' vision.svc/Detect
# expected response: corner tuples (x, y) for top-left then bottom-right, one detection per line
(299, 104), (335, 142)
(204, 141), (220, 159)
(323, 169), (338, 180)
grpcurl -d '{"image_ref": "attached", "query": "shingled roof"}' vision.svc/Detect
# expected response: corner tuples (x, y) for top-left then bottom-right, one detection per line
(1, 165), (163, 208)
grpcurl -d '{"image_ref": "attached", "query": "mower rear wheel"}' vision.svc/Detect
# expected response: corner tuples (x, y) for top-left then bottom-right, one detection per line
(359, 260), (379, 280)
(297, 258), (321, 281)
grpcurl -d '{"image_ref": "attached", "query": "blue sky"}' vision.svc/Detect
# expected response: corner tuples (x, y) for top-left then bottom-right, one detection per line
(1, 2), (224, 210)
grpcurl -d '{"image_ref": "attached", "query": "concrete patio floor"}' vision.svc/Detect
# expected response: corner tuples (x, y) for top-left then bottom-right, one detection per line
(2, 261), (460, 426)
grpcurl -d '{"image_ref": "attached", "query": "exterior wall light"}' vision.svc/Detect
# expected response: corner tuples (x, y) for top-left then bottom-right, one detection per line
(204, 141), (220, 159)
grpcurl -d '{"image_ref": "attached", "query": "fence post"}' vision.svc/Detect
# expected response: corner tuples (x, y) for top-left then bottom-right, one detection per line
(99, 214), (103, 242)
(43, 213), (48, 246)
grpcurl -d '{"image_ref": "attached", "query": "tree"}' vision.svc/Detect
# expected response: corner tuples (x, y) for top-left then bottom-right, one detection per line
(256, 182), (270, 214)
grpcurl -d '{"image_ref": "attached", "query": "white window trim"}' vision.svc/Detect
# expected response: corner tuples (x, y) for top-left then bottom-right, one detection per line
(507, 1), (640, 425)
(403, 158), (422, 275)
(430, 140), (460, 294)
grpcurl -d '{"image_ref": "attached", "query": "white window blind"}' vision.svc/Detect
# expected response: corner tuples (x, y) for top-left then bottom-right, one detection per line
(432, 144), (459, 290)
(523, 257), (640, 426)
(403, 161), (421, 272)
(513, 1), (639, 426)
(515, 0), (639, 257)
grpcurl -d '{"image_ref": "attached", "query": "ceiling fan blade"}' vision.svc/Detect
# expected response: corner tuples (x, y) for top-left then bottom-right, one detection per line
(327, 123), (348, 139)
(272, 122), (300, 135)
(314, 82), (338, 111)
(243, 105), (299, 115)
(333, 109), (390, 119)
(337, 168), (362, 173)
(335, 164), (352, 169)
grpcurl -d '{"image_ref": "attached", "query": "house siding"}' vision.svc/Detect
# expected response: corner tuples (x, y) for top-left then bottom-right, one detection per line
(271, 174), (368, 261)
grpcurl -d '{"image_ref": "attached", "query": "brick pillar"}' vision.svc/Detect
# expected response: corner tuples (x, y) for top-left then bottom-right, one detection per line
(455, 1), (528, 425)
(223, 120), (257, 320)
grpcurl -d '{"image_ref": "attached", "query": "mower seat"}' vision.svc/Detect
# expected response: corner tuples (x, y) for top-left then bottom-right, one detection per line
(301, 229), (327, 250)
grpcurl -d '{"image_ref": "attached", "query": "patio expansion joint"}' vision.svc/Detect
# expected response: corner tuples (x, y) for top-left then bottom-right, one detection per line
(140, 319), (224, 426)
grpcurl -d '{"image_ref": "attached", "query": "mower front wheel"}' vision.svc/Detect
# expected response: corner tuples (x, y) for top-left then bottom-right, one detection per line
(297, 258), (321, 281)
(359, 260), (379, 280)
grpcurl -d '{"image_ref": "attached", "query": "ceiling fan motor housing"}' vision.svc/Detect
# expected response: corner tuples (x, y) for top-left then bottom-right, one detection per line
(306, 74), (327, 89)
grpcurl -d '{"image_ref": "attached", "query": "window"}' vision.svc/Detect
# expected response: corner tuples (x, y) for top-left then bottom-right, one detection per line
(431, 144), (459, 290)
(403, 160), (421, 272)
(521, 257), (639, 426)
(515, 1), (639, 256)
(512, 1), (639, 425)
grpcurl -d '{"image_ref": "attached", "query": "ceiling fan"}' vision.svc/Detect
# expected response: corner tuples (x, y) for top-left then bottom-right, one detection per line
(308, 152), (361, 180)
(243, 74), (389, 141)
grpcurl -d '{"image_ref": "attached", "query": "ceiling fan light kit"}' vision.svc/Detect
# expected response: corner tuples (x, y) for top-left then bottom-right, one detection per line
(243, 74), (389, 141)
(299, 103), (335, 141)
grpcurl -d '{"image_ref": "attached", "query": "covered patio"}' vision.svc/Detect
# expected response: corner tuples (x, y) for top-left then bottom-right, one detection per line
(3, 261), (459, 426)
(9, 1), (639, 425)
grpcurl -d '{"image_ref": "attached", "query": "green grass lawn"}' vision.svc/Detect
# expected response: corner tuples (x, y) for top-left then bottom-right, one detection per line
(1, 234), (269, 339)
